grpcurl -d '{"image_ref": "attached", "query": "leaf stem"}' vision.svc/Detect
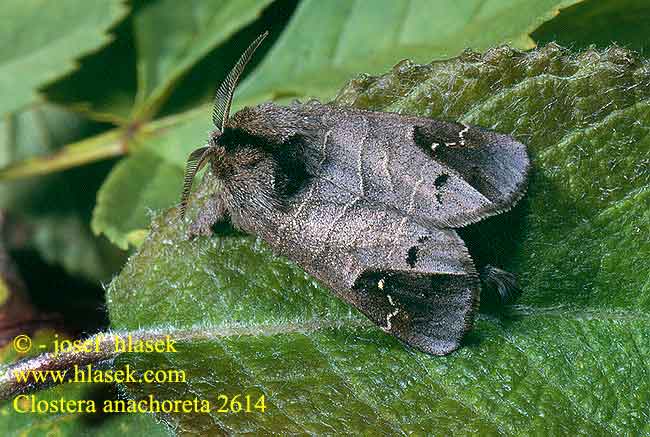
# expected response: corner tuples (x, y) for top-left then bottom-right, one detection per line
(0, 129), (125, 180)
(0, 331), (150, 399)
(0, 104), (212, 181)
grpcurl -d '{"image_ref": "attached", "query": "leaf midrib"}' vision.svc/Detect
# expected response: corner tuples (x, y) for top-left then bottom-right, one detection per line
(123, 305), (650, 339)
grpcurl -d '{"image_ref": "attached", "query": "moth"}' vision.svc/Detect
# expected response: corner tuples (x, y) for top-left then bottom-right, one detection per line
(179, 32), (529, 356)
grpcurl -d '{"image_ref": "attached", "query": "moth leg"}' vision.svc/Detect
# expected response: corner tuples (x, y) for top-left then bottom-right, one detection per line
(188, 195), (226, 239)
(480, 265), (522, 304)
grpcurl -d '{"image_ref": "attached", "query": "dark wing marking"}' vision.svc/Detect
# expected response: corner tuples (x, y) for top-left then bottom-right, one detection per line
(268, 179), (479, 355)
(353, 269), (478, 355)
(345, 110), (529, 228)
(411, 121), (530, 226)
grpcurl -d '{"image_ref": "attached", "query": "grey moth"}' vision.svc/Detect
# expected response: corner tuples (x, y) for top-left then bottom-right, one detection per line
(179, 32), (529, 355)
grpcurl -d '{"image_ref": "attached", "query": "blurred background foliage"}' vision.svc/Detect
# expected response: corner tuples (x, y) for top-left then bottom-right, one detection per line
(1, 0), (649, 435)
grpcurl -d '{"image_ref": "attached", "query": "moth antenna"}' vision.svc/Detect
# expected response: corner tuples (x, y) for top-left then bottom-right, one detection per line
(212, 31), (269, 131)
(179, 146), (214, 218)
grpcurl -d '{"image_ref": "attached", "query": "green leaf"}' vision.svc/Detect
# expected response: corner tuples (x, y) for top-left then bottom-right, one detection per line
(6, 409), (168, 437)
(0, 0), (128, 118)
(91, 108), (212, 249)
(92, 0), (587, 248)
(42, 18), (139, 125)
(43, 0), (275, 124)
(106, 45), (650, 433)
(235, 0), (585, 107)
(0, 105), (125, 281)
(533, 0), (650, 54)
(132, 0), (275, 119)
(2, 0), (281, 196)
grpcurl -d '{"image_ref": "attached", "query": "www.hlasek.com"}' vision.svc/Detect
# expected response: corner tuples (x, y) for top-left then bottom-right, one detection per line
(10, 333), (267, 415)
(13, 362), (186, 384)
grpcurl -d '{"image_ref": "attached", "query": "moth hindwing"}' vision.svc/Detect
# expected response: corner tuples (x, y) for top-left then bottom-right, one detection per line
(179, 33), (529, 356)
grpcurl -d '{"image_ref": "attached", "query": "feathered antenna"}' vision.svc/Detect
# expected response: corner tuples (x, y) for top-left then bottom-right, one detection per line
(179, 31), (268, 219)
(212, 31), (268, 132)
(179, 146), (214, 218)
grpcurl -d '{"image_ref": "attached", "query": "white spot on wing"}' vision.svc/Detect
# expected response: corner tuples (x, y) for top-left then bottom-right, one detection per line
(458, 124), (470, 146)
(382, 293), (400, 332)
